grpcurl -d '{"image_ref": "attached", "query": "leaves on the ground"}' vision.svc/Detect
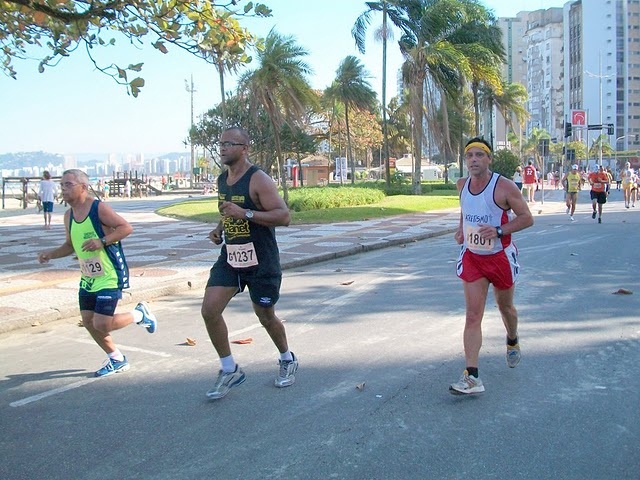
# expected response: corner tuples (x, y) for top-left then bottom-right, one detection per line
(340, 280), (355, 286)
(613, 288), (633, 295)
(186, 337), (196, 346)
(231, 338), (253, 344)
(31, 320), (41, 327)
(355, 382), (365, 391)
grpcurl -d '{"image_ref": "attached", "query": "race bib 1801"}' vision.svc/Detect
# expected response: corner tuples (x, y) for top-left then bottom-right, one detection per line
(226, 242), (259, 269)
(465, 225), (494, 253)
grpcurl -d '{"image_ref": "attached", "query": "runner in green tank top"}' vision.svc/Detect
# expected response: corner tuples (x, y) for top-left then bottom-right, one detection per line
(38, 169), (158, 377)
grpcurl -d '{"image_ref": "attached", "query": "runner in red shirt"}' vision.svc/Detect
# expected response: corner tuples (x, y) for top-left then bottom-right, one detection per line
(522, 160), (537, 203)
(588, 165), (610, 223)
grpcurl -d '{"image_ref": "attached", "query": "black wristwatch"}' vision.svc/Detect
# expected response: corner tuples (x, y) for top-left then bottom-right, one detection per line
(100, 237), (108, 247)
(245, 209), (254, 220)
(495, 226), (503, 238)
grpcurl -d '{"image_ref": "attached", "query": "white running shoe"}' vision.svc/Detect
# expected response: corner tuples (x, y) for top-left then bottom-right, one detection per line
(449, 370), (485, 395)
(206, 365), (246, 400)
(275, 352), (299, 388)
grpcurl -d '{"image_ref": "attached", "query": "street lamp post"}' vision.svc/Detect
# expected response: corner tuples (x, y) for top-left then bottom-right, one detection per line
(185, 75), (197, 189)
(585, 52), (614, 167)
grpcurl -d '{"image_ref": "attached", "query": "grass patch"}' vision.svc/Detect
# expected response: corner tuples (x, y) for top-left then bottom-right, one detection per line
(156, 193), (460, 225)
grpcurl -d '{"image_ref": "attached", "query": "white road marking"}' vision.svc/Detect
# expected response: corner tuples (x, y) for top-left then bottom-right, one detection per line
(58, 336), (172, 357)
(10, 377), (100, 407)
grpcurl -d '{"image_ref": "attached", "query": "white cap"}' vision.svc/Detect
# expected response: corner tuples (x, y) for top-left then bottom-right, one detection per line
(571, 164), (578, 169)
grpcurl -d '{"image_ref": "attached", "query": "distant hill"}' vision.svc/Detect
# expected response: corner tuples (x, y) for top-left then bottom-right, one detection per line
(0, 151), (188, 171)
(0, 151), (65, 170)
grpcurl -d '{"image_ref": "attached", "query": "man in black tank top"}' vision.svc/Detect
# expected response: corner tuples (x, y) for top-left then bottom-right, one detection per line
(202, 127), (298, 400)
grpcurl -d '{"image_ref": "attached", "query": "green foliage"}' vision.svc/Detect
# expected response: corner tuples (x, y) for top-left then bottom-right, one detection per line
(491, 149), (521, 178)
(287, 186), (385, 212)
(1, 1), (270, 96)
(156, 193), (460, 224)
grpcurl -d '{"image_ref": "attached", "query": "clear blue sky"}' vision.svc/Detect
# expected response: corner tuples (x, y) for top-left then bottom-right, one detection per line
(0, 0), (566, 156)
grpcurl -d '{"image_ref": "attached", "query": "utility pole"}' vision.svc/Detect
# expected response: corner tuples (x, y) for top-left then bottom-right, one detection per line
(185, 75), (197, 189)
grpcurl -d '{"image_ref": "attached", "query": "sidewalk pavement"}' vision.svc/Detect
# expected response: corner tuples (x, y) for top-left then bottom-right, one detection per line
(0, 189), (567, 334)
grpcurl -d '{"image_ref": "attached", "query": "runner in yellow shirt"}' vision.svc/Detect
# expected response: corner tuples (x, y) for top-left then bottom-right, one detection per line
(561, 164), (582, 221)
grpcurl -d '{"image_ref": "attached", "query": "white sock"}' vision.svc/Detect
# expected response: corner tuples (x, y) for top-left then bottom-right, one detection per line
(220, 355), (236, 373)
(108, 350), (125, 362)
(279, 350), (293, 362)
(132, 309), (143, 324)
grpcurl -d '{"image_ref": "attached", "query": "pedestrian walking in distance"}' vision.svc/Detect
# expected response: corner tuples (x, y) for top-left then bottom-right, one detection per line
(38, 170), (57, 229)
(38, 169), (157, 377)
(451, 138), (534, 395)
(201, 127), (297, 400)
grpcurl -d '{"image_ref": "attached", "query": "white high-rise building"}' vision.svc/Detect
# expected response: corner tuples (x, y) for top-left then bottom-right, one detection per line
(564, 0), (640, 153)
(495, 0), (639, 159)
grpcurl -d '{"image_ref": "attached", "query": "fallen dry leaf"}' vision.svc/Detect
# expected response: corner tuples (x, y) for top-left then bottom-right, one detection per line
(168, 251), (177, 256)
(613, 288), (633, 295)
(187, 281), (192, 288)
(355, 382), (366, 391)
(335, 268), (343, 272)
(231, 338), (253, 344)
(77, 321), (83, 327)
(136, 271), (145, 277)
(186, 337), (197, 346)
(31, 321), (41, 327)
(340, 280), (355, 286)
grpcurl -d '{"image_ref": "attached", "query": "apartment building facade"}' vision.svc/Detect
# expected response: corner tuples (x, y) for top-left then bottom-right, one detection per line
(494, 0), (639, 156)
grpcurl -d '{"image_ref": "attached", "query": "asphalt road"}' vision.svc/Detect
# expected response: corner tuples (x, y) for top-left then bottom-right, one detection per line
(1, 203), (638, 479)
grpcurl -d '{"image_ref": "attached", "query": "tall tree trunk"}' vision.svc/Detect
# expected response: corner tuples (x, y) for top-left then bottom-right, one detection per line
(217, 61), (227, 129)
(472, 81), (480, 136)
(382, 3), (391, 189)
(411, 79), (424, 195)
(345, 103), (355, 184)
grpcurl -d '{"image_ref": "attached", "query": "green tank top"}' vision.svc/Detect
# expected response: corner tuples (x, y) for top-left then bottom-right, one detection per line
(70, 203), (120, 292)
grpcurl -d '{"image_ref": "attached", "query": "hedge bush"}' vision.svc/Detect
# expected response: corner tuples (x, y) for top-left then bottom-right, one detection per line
(287, 186), (385, 212)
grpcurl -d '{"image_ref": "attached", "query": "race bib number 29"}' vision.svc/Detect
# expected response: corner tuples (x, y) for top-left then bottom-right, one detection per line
(79, 256), (105, 277)
(226, 242), (259, 269)
(465, 225), (494, 252)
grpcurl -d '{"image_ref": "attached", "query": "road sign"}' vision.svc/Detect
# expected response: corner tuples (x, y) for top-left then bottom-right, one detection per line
(571, 110), (587, 126)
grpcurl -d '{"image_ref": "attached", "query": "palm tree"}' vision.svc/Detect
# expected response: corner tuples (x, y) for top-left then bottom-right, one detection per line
(397, 0), (471, 194)
(448, 5), (506, 136)
(479, 80), (529, 147)
(239, 29), (318, 203)
(325, 56), (378, 184)
(521, 126), (551, 170)
(352, 0), (407, 188)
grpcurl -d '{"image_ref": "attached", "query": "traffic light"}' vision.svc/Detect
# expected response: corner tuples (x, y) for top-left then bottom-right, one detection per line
(564, 122), (572, 138)
(607, 124), (614, 135)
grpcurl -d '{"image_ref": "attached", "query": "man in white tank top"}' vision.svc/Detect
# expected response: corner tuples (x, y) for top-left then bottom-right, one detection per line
(450, 137), (534, 395)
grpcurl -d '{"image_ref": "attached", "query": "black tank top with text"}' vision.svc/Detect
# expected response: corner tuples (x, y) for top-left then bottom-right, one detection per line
(217, 165), (281, 275)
